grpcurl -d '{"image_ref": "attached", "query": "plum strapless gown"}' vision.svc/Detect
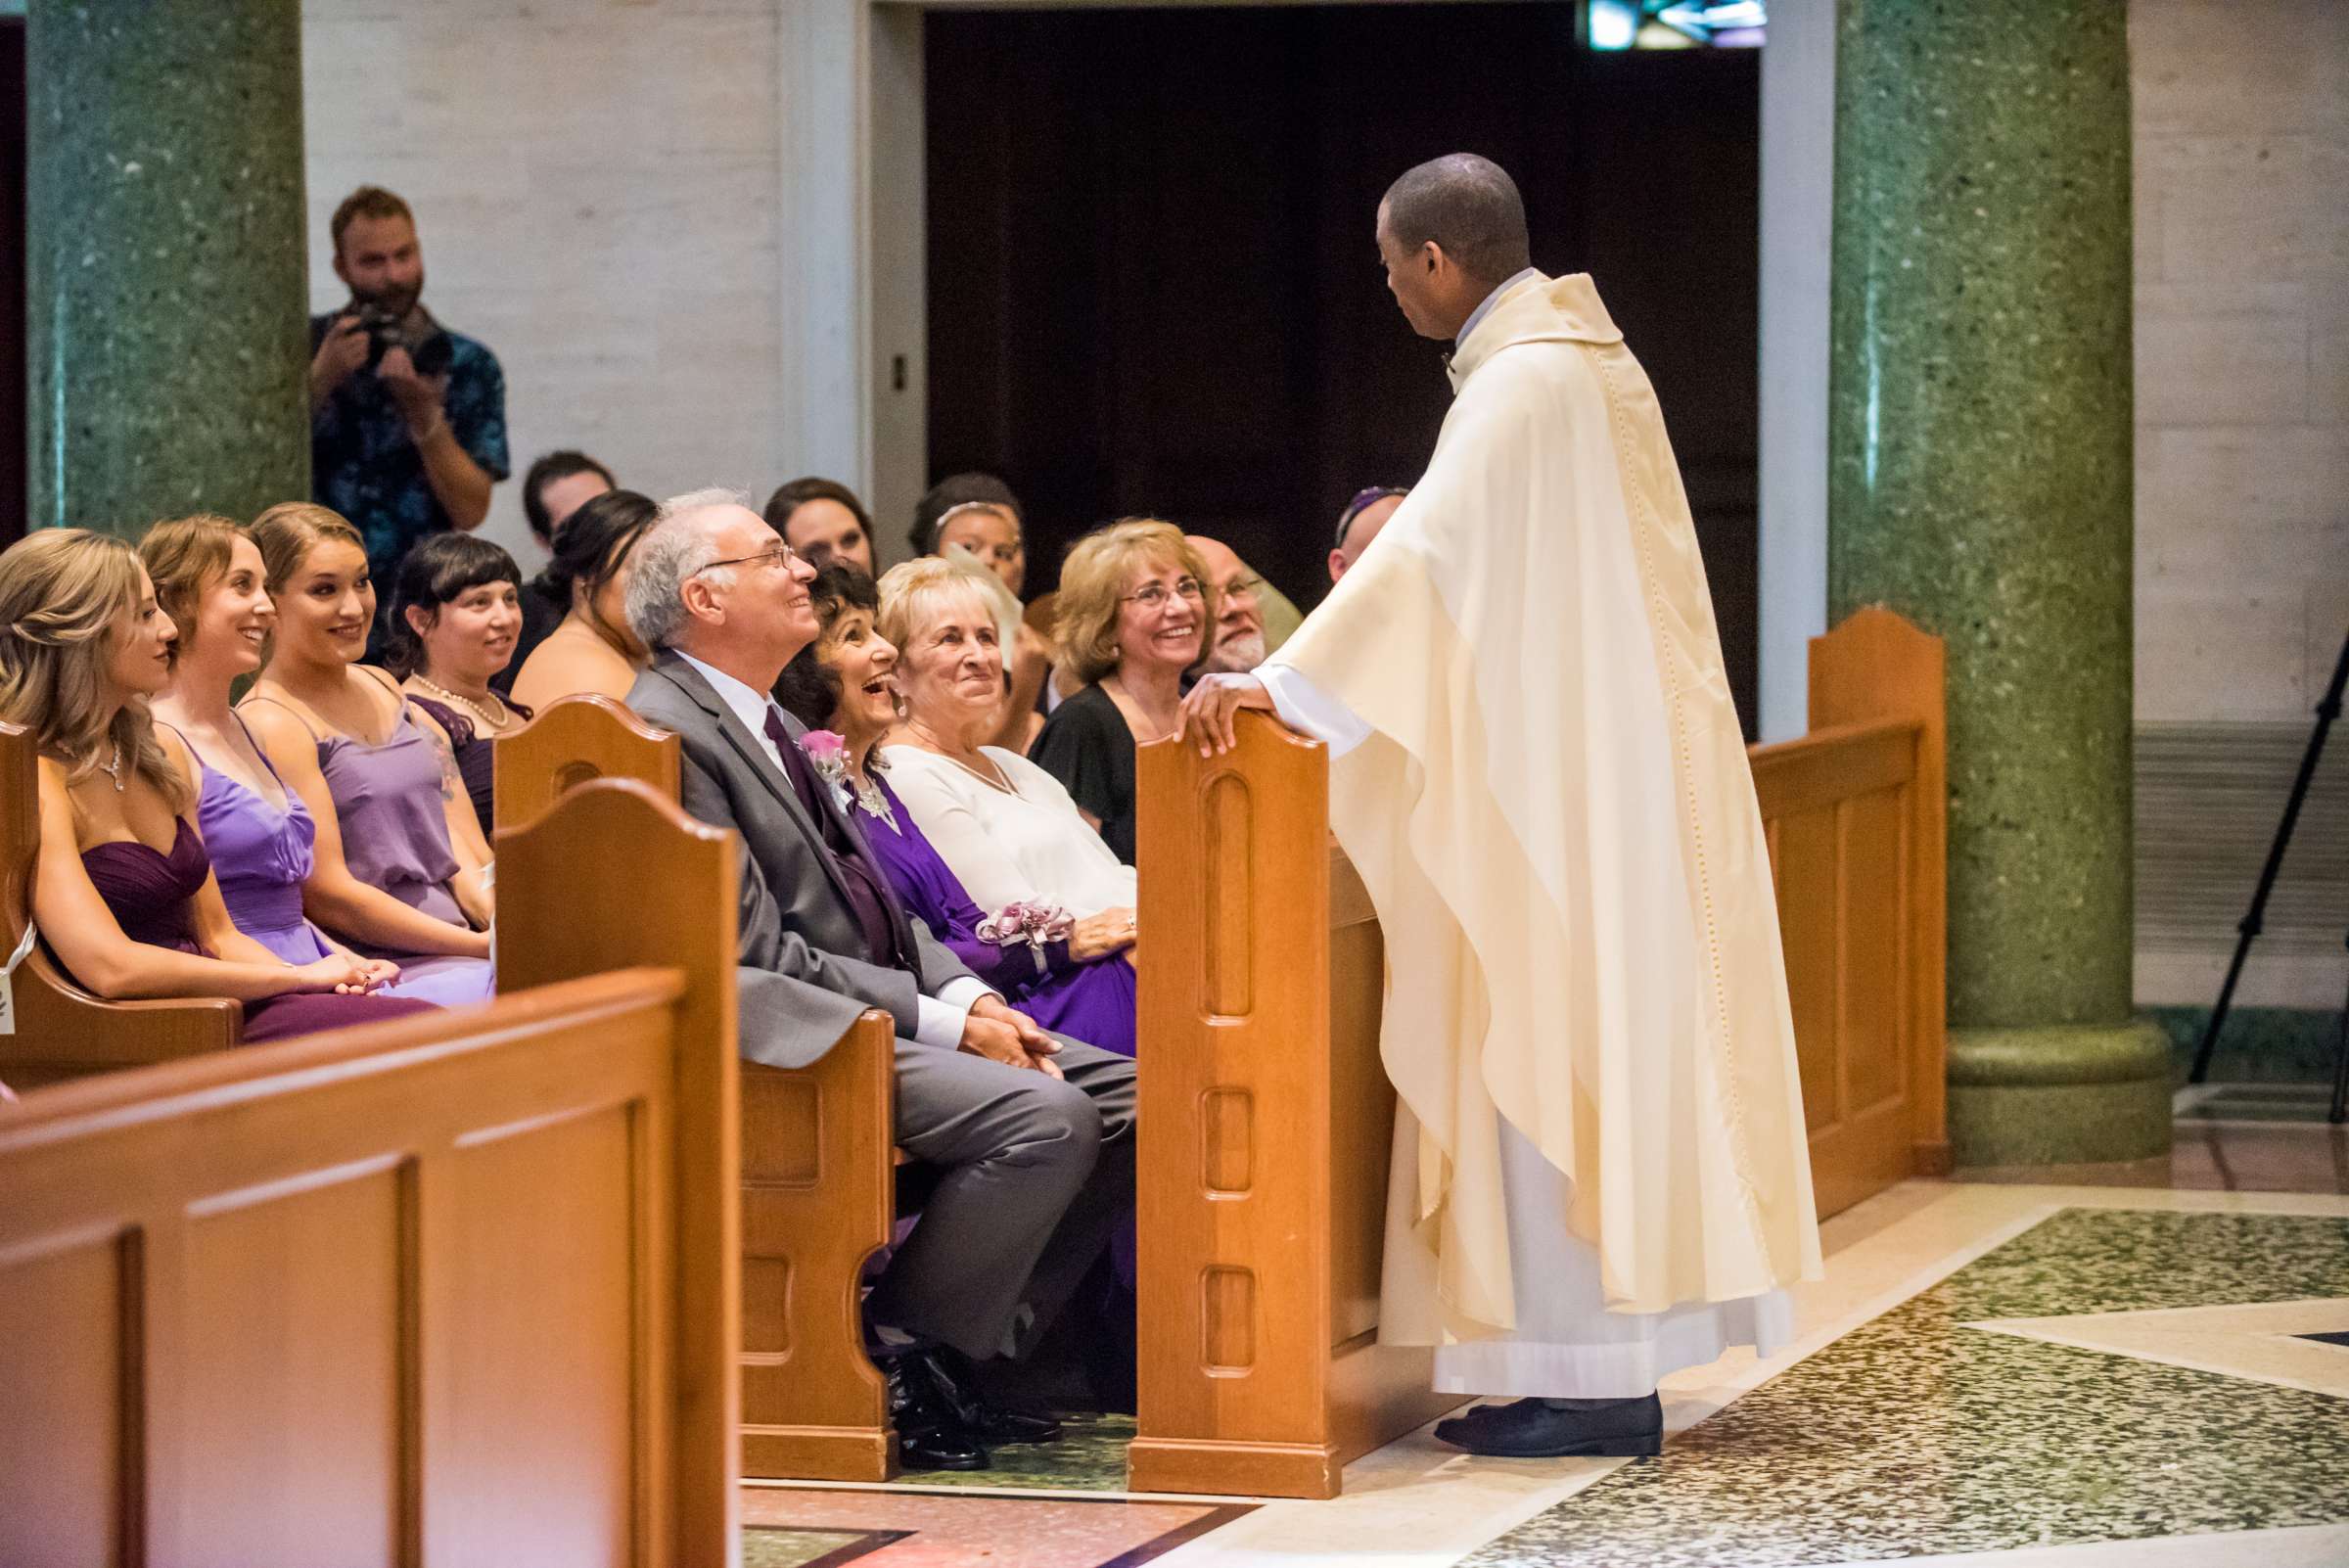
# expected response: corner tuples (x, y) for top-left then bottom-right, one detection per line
(78, 820), (437, 1043)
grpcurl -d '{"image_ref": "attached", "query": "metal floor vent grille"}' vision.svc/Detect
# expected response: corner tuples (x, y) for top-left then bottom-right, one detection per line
(2136, 721), (2349, 955)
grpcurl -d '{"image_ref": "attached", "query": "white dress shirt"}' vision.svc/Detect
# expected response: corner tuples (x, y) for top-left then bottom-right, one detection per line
(677, 650), (994, 1048)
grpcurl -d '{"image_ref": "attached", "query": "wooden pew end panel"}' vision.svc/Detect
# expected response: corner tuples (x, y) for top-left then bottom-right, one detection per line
(738, 1009), (898, 1484)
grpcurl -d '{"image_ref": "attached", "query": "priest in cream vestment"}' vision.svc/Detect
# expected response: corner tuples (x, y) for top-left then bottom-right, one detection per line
(1180, 155), (1822, 1459)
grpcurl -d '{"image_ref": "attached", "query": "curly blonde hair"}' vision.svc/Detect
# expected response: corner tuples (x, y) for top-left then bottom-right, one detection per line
(875, 555), (1004, 662)
(1052, 519), (1217, 687)
(0, 530), (192, 809)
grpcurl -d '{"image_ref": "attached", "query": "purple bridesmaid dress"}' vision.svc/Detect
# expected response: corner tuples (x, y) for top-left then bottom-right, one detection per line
(235, 699), (495, 1008)
(175, 718), (493, 1008)
(77, 819), (437, 1043)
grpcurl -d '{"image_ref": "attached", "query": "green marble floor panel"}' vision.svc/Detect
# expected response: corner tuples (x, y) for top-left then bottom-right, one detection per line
(1459, 1208), (2349, 1567)
(898, 1411), (1136, 1493)
(2178, 1084), (2342, 1125)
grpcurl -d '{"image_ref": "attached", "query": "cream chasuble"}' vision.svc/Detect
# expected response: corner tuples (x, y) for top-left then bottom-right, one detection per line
(1260, 273), (1821, 1392)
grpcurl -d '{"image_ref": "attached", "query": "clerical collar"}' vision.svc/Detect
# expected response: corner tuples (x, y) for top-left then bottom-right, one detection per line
(1453, 267), (1544, 352)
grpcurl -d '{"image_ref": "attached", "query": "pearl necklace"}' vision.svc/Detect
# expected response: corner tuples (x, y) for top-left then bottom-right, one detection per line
(412, 676), (511, 733)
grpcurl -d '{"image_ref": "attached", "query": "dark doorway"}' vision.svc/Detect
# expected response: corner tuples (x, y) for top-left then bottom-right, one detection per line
(2, 17), (24, 546)
(926, 2), (1761, 731)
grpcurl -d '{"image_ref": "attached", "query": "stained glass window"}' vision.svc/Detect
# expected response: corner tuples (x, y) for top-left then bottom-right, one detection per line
(1589, 0), (1766, 51)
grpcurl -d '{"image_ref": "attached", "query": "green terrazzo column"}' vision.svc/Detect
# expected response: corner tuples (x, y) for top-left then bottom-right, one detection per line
(1828, 0), (2168, 1164)
(27, 0), (309, 535)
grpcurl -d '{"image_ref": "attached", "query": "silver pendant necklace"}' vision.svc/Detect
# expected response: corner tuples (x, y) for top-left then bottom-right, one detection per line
(98, 741), (127, 792)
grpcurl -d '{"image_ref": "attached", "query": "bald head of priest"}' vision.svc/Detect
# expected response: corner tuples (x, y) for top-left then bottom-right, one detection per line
(1375, 153), (1535, 342)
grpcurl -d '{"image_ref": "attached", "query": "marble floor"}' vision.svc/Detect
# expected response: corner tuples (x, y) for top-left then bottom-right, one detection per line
(740, 1112), (2349, 1568)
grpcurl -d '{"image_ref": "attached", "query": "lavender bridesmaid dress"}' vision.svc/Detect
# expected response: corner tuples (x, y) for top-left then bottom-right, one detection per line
(77, 820), (437, 1042)
(236, 696), (496, 1007)
(175, 718), (493, 1008)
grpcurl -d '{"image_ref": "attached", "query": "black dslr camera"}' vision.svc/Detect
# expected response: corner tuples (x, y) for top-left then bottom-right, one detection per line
(350, 303), (454, 378)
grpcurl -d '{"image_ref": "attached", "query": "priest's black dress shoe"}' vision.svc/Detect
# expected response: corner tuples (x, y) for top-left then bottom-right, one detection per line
(919, 1345), (1065, 1446)
(880, 1352), (990, 1471)
(1433, 1394), (1664, 1458)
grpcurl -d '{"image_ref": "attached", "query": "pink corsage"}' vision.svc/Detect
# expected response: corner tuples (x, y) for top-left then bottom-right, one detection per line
(977, 899), (1075, 969)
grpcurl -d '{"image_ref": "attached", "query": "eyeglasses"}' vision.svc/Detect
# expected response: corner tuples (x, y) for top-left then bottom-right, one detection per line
(1219, 576), (1264, 600)
(694, 543), (801, 576)
(1121, 577), (1206, 611)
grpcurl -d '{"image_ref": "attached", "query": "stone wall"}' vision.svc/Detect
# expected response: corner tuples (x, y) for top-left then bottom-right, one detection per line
(301, 0), (788, 569)
(2130, 0), (2348, 1008)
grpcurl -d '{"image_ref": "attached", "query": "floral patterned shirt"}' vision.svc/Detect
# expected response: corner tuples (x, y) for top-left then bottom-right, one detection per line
(308, 312), (510, 581)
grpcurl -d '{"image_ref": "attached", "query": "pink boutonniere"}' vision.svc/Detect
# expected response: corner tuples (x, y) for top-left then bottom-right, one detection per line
(800, 729), (849, 787)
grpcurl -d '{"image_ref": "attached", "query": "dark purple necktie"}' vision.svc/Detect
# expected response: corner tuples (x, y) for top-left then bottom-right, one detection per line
(763, 708), (904, 969)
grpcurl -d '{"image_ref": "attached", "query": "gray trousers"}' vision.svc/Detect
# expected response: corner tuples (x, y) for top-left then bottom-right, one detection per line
(863, 1034), (1136, 1360)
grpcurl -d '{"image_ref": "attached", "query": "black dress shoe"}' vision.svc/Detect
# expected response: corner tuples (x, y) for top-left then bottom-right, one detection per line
(919, 1345), (1065, 1446)
(880, 1353), (990, 1471)
(1433, 1393), (1663, 1458)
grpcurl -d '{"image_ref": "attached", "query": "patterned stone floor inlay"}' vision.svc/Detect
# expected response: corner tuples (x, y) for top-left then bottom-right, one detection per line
(741, 1486), (1252, 1566)
(1455, 1207), (2349, 1567)
(742, 1526), (906, 1567)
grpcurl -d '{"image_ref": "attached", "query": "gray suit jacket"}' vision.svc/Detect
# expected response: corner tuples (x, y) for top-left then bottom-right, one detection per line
(627, 651), (978, 1069)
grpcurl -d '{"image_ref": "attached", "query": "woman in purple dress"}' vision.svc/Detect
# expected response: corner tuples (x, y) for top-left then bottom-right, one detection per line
(0, 530), (434, 1042)
(773, 566), (1138, 1056)
(238, 505), (494, 1007)
(143, 517), (484, 1008)
(384, 531), (533, 838)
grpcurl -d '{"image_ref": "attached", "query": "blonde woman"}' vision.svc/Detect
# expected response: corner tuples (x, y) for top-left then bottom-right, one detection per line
(879, 556), (1138, 923)
(508, 488), (658, 711)
(0, 529), (431, 1038)
(239, 504), (495, 1004)
(1029, 520), (1216, 865)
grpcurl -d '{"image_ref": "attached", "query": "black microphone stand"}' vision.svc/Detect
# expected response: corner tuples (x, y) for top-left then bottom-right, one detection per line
(2185, 629), (2349, 1124)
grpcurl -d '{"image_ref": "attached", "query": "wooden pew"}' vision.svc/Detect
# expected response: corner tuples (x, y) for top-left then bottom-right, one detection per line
(1129, 607), (1949, 1499)
(0, 720), (238, 1087)
(0, 779), (741, 1566)
(1131, 714), (1461, 1500)
(495, 695), (899, 1483)
(1749, 606), (1950, 1215)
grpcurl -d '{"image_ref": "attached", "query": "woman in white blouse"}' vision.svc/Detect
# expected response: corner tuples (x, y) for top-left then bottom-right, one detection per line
(877, 558), (1139, 925)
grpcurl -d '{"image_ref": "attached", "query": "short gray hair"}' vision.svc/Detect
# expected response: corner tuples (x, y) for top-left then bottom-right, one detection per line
(622, 486), (751, 651)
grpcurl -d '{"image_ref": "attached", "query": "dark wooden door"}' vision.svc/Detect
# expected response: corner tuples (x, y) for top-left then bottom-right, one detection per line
(927, 4), (1759, 731)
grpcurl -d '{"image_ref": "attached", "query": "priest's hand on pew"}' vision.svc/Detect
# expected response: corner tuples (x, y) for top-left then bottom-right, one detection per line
(961, 995), (1066, 1080)
(1177, 672), (1277, 757)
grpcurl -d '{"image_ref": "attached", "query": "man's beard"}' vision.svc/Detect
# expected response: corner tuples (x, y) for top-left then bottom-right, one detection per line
(352, 271), (427, 323)
(1205, 629), (1267, 674)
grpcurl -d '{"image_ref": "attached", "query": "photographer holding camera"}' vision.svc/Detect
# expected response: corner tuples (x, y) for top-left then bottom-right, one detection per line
(310, 186), (509, 597)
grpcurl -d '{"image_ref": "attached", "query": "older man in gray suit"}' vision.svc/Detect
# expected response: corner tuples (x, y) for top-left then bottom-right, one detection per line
(623, 487), (1136, 1473)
